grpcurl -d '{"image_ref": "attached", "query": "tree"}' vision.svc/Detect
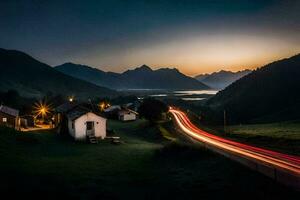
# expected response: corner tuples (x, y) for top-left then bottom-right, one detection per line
(138, 98), (168, 122)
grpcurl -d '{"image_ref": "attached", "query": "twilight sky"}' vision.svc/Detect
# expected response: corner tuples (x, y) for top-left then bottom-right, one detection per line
(1, 0), (300, 75)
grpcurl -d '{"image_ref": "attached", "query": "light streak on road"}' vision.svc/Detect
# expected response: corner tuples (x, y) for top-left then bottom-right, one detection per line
(169, 108), (300, 175)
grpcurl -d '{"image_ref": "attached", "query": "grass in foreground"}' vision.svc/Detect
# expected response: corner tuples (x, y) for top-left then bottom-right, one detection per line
(0, 122), (298, 199)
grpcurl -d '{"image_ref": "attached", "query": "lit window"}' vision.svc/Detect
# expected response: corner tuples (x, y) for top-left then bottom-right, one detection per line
(3, 118), (7, 122)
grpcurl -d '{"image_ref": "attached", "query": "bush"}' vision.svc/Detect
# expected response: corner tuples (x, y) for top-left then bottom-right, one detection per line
(138, 98), (168, 122)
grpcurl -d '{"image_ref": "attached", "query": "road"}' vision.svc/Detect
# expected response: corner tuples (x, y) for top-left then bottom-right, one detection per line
(169, 108), (300, 188)
(21, 124), (52, 132)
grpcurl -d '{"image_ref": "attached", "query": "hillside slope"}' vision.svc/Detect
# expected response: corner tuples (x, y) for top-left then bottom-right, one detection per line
(195, 70), (251, 89)
(55, 63), (210, 90)
(0, 48), (115, 99)
(207, 54), (300, 123)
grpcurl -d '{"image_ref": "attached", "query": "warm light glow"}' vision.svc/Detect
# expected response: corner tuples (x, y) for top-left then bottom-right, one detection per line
(41, 108), (46, 114)
(69, 96), (74, 102)
(99, 101), (110, 111)
(33, 101), (51, 119)
(82, 33), (300, 76)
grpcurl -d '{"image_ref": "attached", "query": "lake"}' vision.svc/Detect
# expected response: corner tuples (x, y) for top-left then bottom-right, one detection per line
(121, 89), (219, 101)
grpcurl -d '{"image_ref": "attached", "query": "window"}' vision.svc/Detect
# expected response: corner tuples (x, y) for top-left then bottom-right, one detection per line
(2, 118), (7, 122)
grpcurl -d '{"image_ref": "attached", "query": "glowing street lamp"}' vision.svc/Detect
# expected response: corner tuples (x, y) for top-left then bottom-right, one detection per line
(40, 107), (46, 115)
(33, 100), (51, 122)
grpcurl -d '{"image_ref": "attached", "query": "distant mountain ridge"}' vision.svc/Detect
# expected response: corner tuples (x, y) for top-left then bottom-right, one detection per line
(0, 48), (115, 98)
(55, 63), (210, 90)
(207, 54), (300, 123)
(195, 69), (252, 89)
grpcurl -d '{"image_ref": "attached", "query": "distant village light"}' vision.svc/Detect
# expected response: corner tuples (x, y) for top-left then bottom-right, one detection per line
(69, 96), (74, 102)
(100, 103), (105, 111)
(99, 101), (110, 111)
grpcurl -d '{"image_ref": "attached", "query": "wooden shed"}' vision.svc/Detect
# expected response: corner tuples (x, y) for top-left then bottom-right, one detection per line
(0, 105), (20, 130)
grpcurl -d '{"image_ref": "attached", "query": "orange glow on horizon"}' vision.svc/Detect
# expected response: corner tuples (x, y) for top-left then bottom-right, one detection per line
(77, 33), (300, 76)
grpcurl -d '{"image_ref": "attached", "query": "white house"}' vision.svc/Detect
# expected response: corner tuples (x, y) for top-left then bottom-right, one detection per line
(118, 109), (138, 121)
(66, 108), (106, 141)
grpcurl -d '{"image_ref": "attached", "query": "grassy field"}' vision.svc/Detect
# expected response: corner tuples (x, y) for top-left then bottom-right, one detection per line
(227, 121), (300, 156)
(187, 111), (300, 156)
(0, 120), (298, 199)
(229, 121), (300, 140)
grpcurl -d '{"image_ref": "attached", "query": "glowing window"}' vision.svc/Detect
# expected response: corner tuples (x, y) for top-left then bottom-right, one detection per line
(3, 118), (7, 122)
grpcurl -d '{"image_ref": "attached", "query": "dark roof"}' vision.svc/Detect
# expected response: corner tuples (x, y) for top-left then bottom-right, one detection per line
(118, 108), (138, 116)
(104, 105), (121, 112)
(66, 106), (106, 121)
(55, 102), (79, 113)
(0, 105), (19, 117)
(67, 108), (89, 121)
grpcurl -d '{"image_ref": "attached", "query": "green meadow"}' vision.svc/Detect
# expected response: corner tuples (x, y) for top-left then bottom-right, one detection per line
(0, 120), (298, 199)
(227, 121), (300, 156)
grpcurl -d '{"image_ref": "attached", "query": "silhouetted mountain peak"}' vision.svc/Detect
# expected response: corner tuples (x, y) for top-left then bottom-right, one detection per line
(0, 49), (115, 98)
(56, 62), (107, 74)
(137, 65), (152, 71)
(60, 62), (94, 69)
(56, 63), (209, 90)
(195, 69), (252, 89)
(123, 64), (153, 75)
(157, 67), (180, 73)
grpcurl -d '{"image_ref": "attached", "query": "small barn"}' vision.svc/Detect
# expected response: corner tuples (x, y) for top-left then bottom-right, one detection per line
(118, 109), (138, 121)
(67, 107), (107, 142)
(0, 105), (20, 130)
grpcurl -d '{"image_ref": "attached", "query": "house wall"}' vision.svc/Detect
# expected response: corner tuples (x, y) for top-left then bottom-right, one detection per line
(119, 113), (136, 121)
(68, 112), (106, 140)
(68, 118), (76, 138)
(0, 112), (19, 130)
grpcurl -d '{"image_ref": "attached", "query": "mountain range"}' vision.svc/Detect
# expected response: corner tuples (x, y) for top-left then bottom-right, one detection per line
(55, 63), (209, 90)
(207, 54), (300, 123)
(0, 48), (115, 99)
(195, 70), (252, 89)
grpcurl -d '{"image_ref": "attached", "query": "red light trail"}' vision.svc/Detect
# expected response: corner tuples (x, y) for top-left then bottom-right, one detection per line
(169, 108), (300, 176)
